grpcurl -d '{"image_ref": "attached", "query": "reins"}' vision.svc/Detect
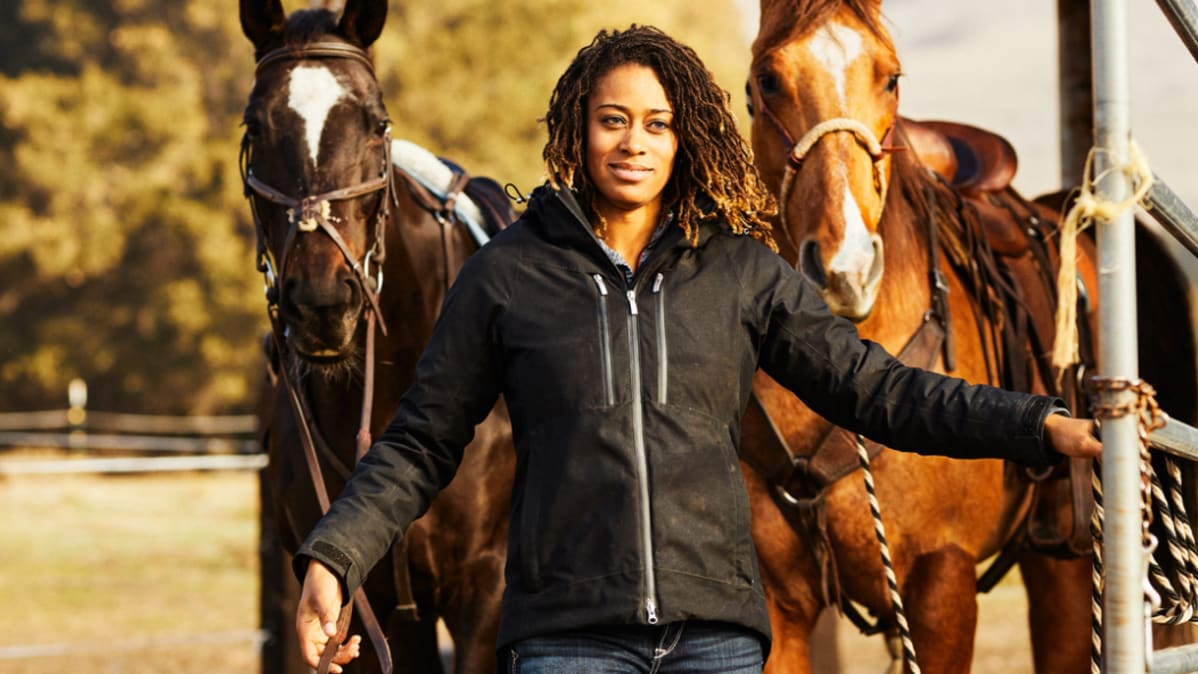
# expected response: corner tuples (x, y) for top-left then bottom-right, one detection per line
(241, 40), (397, 674)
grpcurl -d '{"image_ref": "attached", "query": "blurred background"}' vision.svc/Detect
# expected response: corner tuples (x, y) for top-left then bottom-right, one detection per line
(1, 0), (1194, 416)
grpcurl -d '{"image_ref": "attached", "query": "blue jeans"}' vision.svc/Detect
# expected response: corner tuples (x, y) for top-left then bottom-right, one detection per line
(502, 620), (764, 673)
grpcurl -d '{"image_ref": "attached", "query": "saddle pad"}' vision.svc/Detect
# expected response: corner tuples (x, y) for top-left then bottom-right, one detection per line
(391, 139), (490, 246)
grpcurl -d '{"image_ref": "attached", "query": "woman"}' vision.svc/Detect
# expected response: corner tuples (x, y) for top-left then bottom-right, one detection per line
(296, 25), (1101, 673)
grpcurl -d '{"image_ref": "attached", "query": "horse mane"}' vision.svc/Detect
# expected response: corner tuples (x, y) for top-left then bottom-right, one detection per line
(753, 0), (892, 58)
(283, 8), (342, 47)
(889, 132), (980, 282)
(887, 124), (1008, 383)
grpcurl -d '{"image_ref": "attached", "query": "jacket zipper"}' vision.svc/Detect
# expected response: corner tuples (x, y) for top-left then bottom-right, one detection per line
(652, 273), (667, 404)
(591, 274), (615, 406)
(625, 284), (659, 624)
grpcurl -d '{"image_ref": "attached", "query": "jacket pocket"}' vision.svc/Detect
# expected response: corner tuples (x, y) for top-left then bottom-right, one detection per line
(591, 273), (615, 406)
(652, 272), (668, 404)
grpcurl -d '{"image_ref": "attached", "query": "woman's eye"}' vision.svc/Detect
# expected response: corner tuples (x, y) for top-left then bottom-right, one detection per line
(648, 119), (671, 132)
(601, 115), (626, 127)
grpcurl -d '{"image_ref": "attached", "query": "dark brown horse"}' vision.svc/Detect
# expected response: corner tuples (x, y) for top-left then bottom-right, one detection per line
(741, 1), (1101, 672)
(240, 0), (515, 671)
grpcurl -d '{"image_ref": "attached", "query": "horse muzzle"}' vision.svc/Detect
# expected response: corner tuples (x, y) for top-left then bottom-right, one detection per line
(801, 234), (885, 322)
(278, 274), (367, 364)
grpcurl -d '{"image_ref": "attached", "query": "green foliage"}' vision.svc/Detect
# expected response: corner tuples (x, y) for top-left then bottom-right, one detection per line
(0, 0), (755, 413)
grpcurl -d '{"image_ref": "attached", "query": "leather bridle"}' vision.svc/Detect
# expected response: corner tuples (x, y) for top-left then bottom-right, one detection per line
(240, 40), (395, 674)
(240, 42), (394, 339)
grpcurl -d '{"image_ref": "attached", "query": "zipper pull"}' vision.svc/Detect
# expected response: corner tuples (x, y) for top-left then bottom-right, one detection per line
(626, 289), (638, 315)
(592, 274), (608, 296)
(652, 272), (663, 293)
(646, 598), (659, 624)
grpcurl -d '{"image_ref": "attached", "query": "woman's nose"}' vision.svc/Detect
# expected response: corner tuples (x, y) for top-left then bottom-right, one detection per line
(620, 127), (645, 153)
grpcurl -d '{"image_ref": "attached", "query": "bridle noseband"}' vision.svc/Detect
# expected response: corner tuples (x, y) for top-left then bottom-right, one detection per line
(240, 41), (394, 337)
(754, 91), (895, 249)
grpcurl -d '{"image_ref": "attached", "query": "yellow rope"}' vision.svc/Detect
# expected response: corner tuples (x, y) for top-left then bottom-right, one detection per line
(1051, 141), (1154, 382)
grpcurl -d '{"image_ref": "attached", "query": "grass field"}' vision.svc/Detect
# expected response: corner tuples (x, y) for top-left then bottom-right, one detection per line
(0, 464), (1042, 673)
(0, 467), (260, 674)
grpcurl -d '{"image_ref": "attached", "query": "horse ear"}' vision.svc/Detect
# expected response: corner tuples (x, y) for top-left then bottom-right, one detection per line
(240, 0), (286, 49)
(339, 0), (387, 48)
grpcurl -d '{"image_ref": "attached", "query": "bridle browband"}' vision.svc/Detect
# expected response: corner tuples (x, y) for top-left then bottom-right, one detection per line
(239, 40), (397, 674)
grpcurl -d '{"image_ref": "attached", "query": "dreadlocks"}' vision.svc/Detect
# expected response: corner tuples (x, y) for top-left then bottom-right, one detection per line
(543, 25), (778, 251)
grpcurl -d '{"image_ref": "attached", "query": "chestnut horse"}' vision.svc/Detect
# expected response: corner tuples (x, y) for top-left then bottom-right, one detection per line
(741, 1), (1100, 672)
(241, 0), (515, 672)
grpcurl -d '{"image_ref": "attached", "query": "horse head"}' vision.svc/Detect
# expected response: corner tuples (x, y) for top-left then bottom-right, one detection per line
(747, 0), (898, 321)
(240, 0), (391, 372)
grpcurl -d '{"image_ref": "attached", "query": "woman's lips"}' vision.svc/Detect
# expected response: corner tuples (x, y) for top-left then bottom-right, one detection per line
(609, 163), (653, 181)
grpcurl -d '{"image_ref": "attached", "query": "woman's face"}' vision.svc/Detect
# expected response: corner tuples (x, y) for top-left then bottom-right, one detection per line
(585, 63), (678, 222)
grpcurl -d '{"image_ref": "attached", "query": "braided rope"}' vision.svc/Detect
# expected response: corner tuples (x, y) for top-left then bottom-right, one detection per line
(1088, 378), (1198, 673)
(1090, 467), (1105, 674)
(856, 434), (921, 674)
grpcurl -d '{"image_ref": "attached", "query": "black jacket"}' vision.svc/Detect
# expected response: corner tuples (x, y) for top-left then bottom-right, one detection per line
(296, 184), (1063, 650)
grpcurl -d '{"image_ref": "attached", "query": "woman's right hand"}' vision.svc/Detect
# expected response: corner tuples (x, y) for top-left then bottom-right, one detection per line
(297, 559), (361, 673)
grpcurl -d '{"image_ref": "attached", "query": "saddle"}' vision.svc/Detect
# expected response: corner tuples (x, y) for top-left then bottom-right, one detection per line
(901, 118), (1031, 257)
(906, 119), (1097, 561)
(392, 138), (515, 243)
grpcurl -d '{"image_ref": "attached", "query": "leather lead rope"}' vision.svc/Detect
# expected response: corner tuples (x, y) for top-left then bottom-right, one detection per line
(271, 325), (392, 674)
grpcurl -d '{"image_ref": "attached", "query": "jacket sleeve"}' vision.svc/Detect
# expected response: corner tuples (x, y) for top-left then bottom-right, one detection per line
(750, 249), (1063, 468)
(293, 252), (507, 595)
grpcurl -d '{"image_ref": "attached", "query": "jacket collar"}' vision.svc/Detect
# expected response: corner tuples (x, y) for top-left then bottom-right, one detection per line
(525, 182), (723, 252)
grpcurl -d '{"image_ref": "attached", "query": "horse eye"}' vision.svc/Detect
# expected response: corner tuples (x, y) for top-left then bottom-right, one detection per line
(886, 73), (901, 93)
(756, 72), (780, 96)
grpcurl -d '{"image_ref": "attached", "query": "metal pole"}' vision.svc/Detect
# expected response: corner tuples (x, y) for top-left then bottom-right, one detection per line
(1154, 0), (1198, 64)
(1152, 642), (1198, 673)
(1092, 0), (1148, 671)
(1144, 176), (1198, 261)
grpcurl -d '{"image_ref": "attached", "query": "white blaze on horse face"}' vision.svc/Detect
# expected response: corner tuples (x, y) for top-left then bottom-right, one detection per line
(806, 22), (864, 108)
(287, 65), (345, 168)
(829, 179), (875, 284)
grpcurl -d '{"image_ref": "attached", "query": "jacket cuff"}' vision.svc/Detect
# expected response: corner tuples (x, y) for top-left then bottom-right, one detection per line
(293, 540), (357, 606)
(1033, 398), (1070, 467)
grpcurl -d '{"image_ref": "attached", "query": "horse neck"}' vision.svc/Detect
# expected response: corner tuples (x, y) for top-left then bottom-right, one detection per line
(365, 186), (478, 413)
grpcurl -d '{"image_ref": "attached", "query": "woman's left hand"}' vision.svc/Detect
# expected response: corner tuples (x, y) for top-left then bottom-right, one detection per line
(1045, 414), (1103, 459)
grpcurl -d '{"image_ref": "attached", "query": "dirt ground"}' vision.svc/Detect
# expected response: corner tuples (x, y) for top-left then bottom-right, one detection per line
(0, 466), (1045, 673)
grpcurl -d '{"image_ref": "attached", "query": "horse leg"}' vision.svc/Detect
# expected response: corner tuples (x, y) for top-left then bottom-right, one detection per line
(386, 615), (445, 674)
(437, 557), (504, 674)
(901, 545), (979, 674)
(762, 595), (820, 674)
(1018, 552), (1091, 674)
(386, 563), (447, 674)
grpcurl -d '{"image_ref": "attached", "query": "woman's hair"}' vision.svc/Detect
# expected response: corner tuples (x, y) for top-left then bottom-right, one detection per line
(543, 25), (777, 250)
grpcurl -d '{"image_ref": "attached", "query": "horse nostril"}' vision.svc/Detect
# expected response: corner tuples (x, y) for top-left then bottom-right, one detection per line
(344, 276), (361, 308)
(798, 238), (827, 288)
